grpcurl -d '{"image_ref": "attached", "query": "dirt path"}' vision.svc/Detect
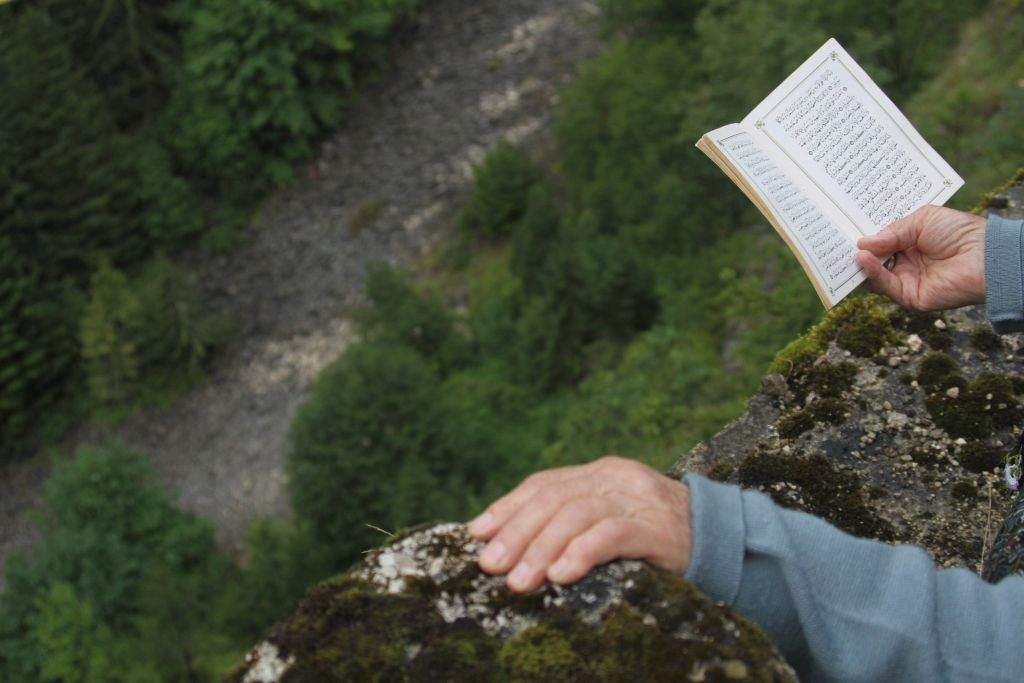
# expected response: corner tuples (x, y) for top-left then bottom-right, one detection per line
(0, 0), (602, 576)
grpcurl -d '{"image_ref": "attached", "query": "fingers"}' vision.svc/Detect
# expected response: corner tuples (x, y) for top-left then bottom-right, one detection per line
(856, 250), (906, 305)
(476, 476), (594, 576)
(857, 206), (928, 256)
(468, 465), (586, 540)
(506, 495), (624, 592)
(547, 518), (648, 585)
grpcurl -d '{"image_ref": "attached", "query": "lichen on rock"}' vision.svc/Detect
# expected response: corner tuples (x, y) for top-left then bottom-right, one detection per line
(232, 523), (797, 682)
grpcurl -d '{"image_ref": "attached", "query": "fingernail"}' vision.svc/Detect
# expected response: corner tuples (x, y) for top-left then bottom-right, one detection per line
(481, 540), (507, 567)
(549, 558), (571, 583)
(509, 562), (533, 590)
(468, 512), (494, 536)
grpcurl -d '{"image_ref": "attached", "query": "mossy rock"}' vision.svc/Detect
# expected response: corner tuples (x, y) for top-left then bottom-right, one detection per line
(889, 309), (952, 351)
(770, 296), (897, 379)
(737, 452), (895, 542)
(925, 372), (1024, 439)
(232, 524), (797, 682)
(969, 327), (1004, 354)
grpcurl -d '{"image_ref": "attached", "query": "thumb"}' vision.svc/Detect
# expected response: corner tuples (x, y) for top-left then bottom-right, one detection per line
(857, 209), (926, 256)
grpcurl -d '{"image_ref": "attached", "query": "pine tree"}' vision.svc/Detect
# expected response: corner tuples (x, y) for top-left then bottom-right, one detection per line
(0, 236), (77, 461)
(0, 8), (152, 279)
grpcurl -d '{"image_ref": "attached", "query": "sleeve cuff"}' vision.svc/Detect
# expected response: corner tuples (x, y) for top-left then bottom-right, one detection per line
(985, 214), (1024, 334)
(682, 473), (746, 605)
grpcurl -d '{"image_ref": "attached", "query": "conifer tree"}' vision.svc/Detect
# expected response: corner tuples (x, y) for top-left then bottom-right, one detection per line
(0, 8), (151, 278)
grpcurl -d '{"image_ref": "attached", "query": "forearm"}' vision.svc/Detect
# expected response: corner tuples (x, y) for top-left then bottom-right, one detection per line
(683, 474), (1024, 682)
(986, 214), (1024, 334)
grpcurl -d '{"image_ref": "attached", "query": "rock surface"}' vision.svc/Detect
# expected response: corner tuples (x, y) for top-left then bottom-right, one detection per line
(232, 523), (797, 682)
(670, 172), (1024, 574)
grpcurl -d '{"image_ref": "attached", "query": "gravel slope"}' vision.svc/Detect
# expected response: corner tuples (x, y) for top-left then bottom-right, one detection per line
(0, 0), (602, 579)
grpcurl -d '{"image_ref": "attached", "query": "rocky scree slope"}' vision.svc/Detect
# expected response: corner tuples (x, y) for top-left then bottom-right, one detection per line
(232, 523), (797, 682)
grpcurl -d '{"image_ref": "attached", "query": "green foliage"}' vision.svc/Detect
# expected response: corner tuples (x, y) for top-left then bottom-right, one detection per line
(907, 0), (1024, 207)
(459, 142), (539, 240)
(33, 0), (187, 127)
(598, 0), (706, 38)
(357, 264), (469, 374)
(81, 258), (223, 410)
(132, 257), (227, 376)
(220, 520), (333, 643)
(0, 237), (78, 461)
(0, 8), (152, 277)
(81, 262), (143, 406)
(170, 0), (418, 200)
(31, 582), (121, 683)
(288, 343), (452, 565)
(0, 444), (220, 681)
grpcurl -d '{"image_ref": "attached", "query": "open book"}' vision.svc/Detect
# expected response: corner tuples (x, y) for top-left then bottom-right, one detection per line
(697, 38), (963, 308)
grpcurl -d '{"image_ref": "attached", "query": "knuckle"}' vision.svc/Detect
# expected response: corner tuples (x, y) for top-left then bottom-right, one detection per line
(604, 517), (633, 543)
(529, 488), (563, 511)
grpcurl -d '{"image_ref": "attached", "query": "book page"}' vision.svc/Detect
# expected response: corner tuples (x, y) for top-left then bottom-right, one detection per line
(704, 124), (864, 306)
(743, 38), (963, 236)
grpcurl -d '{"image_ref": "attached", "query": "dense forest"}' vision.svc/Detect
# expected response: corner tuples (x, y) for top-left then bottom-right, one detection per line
(1, 0), (1022, 678)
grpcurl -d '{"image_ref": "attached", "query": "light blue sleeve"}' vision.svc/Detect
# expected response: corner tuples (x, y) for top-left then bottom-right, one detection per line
(683, 473), (1024, 682)
(986, 214), (1024, 334)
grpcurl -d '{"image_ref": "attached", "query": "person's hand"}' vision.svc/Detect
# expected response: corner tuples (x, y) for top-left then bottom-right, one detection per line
(855, 205), (986, 311)
(467, 456), (692, 593)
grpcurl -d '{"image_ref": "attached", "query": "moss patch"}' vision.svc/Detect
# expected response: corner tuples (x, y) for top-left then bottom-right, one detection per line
(960, 441), (1005, 474)
(926, 372), (1024, 439)
(817, 296), (898, 358)
(969, 327), (1003, 354)
(498, 623), (590, 681)
(777, 410), (814, 439)
(916, 352), (963, 391)
(890, 309), (952, 350)
(769, 296), (896, 374)
(807, 398), (848, 425)
(951, 480), (979, 501)
(738, 451), (895, 541)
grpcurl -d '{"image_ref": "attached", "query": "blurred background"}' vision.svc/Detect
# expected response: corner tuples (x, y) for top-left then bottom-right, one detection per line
(0, 0), (1021, 678)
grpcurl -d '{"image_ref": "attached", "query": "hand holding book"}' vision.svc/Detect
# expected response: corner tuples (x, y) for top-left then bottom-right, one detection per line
(697, 38), (964, 309)
(856, 205), (986, 311)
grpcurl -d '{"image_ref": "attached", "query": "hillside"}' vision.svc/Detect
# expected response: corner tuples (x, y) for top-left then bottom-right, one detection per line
(231, 175), (1024, 682)
(2, 0), (1021, 678)
(0, 0), (602, 575)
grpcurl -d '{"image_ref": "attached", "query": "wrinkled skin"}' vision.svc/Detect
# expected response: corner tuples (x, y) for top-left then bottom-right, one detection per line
(469, 456), (692, 593)
(856, 205), (986, 312)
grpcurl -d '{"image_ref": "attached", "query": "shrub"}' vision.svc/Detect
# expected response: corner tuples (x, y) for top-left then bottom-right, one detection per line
(80, 258), (226, 410)
(30, 582), (120, 683)
(80, 262), (143, 407)
(219, 520), (332, 643)
(458, 142), (539, 240)
(288, 342), (453, 565)
(511, 184), (563, 293)
(356, 264), (469, 374)
(170, 0), (418, 200)
(598, 0), (706, 37)
(132, 257), (226, 376)
(0, 444), (218, 681)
